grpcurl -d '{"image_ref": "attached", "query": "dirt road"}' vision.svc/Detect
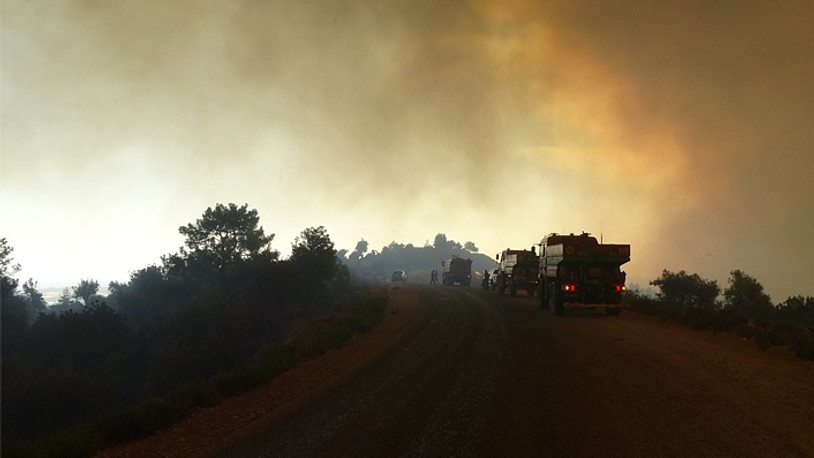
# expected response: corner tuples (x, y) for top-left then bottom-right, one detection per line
(485, 288), (814, 457)
(100, 285), (814, 457)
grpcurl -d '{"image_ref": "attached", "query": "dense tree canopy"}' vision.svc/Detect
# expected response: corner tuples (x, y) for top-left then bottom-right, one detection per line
(3, 209), (359, 452)
(22, 278), (47, 321)
(724, 270), (773, 318)
(73, 279), (100, 306)
(349, 239), (369, 260)
(175, 203), (276, 271)
(1, 237), (21, 297)
(291, 226), (339, 283)
(650, 269), (720, 309)
(433, 233), (461, 252)
(2, 239), (28, 352)
(776, 296), (814, 325)
(1, 237), (21, 278)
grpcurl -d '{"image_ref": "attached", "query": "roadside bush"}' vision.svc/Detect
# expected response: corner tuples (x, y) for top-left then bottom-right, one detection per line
(792, 331), (814, 360)
(679, 307), (714, 330)
(94, 294), (386, 451)
(735, 323), (761, 340)
(709, 308), (747, 332)
(636, 269), (814, 360)
(3, 424), (99, 458)
(650, 269), (720, 309)
(673, 307), (747, 333)
(754, 329), (772, 350)
(624, 292), (664, 315)
(768, 322), (803, 347)
(98, 396), (182, 444)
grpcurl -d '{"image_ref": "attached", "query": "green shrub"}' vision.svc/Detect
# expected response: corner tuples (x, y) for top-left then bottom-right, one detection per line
(754, 329), (772, 351)
(6, 292), (388, 457)
(98, 396), (175, 443)
(2, 424), (99, 458)
(793, 332), (814, 360)
(735, 323), (760, 340)
(680, 308), (714, 330)
(710, 308), (747, 332)
(768, 322), (803, 346)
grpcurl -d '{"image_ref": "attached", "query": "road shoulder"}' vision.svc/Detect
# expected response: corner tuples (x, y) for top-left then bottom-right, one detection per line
(93, 286), (429, 458)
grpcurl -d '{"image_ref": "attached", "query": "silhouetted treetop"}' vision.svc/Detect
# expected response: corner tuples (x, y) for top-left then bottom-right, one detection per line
(291, 226), (338, 282)
(175, 203), (277, 271)
(650, 269), (720, 309)
(724, 269), (773, 318)
(73, 279), (100, 306)
(1, 237), (21, 279)
(350, 239), (369, 260)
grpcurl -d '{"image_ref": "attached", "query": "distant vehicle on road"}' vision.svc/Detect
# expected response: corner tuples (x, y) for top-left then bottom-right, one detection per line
(495, 248), (538, 296)
(391, 270), (407, 283)
(441, 256), (472, 286)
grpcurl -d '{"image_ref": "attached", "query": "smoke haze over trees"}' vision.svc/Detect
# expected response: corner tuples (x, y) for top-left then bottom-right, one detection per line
(4, 1), (813, 302)
(339, 232), (494, 283)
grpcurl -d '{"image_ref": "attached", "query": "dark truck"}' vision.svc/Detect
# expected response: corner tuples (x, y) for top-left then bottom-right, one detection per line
(538, 232), (630, 315)
(441, 255), (472, 286)
(495, 248), (538, 296)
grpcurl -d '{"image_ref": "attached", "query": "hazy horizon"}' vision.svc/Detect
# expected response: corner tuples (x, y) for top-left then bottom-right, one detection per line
(3, 0), (812, 301)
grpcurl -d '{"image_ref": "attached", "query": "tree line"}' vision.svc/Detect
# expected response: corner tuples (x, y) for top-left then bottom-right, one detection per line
(632, 269), (814, 358)
(4, 207), (814, 456)
(338, 233), (495, 282)
(1, 203), (359, 457)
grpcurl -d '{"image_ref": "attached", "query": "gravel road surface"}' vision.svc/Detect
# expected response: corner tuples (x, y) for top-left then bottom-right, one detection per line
(98, 284), (814, 457)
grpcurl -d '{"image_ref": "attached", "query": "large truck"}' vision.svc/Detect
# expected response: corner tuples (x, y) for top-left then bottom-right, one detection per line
(538, 232), (630, 315)
(495, 248), (538, 296)
(441, 255), (472, 286)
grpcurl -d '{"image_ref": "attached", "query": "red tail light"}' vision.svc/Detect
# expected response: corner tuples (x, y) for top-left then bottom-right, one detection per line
(614, 285), (627, 293)
(562, 284), (577, 292)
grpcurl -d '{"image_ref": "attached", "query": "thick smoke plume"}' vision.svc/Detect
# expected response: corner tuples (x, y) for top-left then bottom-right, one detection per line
(2, 0), (812, 298)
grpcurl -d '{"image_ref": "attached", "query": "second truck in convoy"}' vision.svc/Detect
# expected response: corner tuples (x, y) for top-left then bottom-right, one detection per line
(537, 232), (630, 315)
(495, 249), (538, 296)
(441, 255), (473, 286)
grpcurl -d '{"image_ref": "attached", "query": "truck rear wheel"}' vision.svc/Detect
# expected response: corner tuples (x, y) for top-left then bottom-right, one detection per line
(550, 284), (564, 316)
(539, 284), (550, 309)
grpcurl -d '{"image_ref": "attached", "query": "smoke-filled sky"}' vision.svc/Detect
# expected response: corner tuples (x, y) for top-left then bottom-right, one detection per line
(2, 0), (812, 300)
